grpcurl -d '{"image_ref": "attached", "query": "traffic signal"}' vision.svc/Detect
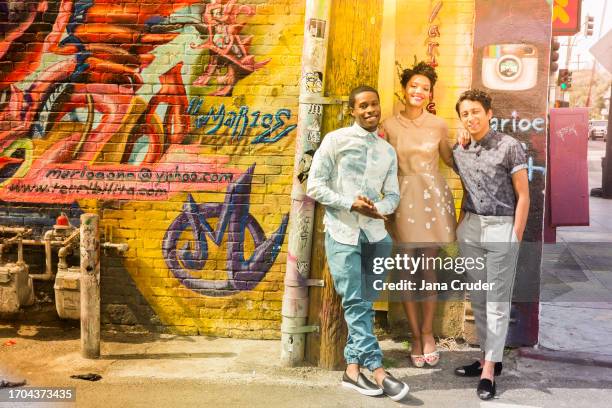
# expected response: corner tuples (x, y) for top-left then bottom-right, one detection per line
(550, 37), (560, 72)
(557, 69), (572, 90)
(585, 16), (594, 36)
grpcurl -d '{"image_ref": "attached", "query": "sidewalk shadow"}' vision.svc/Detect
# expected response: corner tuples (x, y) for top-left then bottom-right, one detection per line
(99, 351), (236, 360)
(0, 323), (222, 345)
(388, 350), (612, 403)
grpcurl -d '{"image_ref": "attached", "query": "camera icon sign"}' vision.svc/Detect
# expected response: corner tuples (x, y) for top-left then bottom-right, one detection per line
(482, 44), (538, 91)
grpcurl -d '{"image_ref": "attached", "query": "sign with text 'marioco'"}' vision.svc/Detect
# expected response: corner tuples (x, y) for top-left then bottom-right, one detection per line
(552, 0), (582, 36)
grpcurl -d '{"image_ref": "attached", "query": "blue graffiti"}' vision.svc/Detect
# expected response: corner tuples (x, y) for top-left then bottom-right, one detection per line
(32, 0), (93, 137)
(187, 97), (297, 144)
(63, 0), (94, 79)
(528, 156), (546, 182)
(162, 164), (289, 295)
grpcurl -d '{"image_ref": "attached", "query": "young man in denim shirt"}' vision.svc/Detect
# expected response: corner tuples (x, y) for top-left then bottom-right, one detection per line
(307, 85), (409, 401)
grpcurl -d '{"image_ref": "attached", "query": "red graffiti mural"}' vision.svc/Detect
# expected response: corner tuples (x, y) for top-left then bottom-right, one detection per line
(190, 0), (271, 96)
(0, 1), (274, 203)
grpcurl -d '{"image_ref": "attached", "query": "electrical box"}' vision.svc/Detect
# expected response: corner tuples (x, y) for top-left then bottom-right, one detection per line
(0, 262), (35, 313)
(549, 108), (590, 226)
(54, 266), (81, 320)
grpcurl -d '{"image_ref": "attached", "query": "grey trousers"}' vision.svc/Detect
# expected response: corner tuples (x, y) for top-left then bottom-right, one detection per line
(457, 212), (520, 362)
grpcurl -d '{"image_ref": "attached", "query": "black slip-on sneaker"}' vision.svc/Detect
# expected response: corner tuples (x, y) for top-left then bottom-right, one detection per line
(454, 361), (503, 377)
(341, 372), (383, 396)
(476, 378), (496, 400)
(380, 372), (410, 402)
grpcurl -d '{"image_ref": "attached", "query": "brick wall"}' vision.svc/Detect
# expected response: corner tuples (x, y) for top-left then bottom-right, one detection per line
(0, 0), (305, 338)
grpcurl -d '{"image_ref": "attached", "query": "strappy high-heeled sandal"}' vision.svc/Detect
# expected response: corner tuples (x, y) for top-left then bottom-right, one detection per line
(423, 350), (440, 367)
(410, 354), (425, 368)
(422, 332), (439, 367)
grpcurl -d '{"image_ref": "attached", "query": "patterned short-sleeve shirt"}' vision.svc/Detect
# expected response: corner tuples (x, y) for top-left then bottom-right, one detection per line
(452, 129), (527, 216)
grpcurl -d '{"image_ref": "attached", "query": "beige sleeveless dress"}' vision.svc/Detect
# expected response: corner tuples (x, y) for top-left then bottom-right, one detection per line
(382, 111), (456, 244)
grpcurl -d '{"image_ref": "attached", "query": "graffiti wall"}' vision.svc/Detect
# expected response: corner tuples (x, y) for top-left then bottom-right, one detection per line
(0, 0), (305, 337)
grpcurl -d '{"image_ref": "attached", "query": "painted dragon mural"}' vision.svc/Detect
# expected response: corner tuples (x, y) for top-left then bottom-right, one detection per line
(0, 0), (283, 203)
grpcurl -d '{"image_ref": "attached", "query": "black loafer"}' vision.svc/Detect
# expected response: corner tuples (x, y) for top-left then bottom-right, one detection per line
(341, 372), (383, 396)
(380, 372), (410, 401)
(454, 361), (502, 377)
(476, 378), (496, 400)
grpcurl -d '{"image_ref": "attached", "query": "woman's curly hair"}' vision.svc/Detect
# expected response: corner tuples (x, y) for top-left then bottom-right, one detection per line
(400, 61), (438, 89)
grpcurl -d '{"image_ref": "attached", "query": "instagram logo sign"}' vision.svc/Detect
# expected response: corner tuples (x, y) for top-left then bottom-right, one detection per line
(482, 44), (538, 91)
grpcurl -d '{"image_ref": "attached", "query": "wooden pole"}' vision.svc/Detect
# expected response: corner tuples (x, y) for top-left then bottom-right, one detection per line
(305, 0), (385, 369)
(80, 214), (100, 359)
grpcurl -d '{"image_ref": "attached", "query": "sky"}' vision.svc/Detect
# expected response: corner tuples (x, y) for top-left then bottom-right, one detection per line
(559, 0), (612, 71)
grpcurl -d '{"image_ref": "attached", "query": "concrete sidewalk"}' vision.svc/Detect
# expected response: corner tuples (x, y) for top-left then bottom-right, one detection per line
(1, 323), (612, 407)
(537, 140), (612, 361)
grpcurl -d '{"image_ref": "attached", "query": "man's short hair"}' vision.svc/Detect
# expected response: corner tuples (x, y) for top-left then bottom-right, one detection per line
(349, 85), (380, 108)
(455, 89), (492, 116)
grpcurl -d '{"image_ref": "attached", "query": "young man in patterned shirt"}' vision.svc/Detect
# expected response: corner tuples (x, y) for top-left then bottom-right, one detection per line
(452, 89), (530, 400)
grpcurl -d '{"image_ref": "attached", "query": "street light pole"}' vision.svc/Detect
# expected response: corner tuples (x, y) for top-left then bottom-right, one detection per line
(585, 0), (608, 107)
(602, 84), (612, 198)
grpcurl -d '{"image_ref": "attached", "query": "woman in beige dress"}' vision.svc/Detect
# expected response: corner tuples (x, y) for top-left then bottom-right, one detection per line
(382, 62), (457, 368)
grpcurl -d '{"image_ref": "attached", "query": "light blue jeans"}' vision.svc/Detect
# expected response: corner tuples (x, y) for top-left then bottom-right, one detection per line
(325, 231), (392, 371)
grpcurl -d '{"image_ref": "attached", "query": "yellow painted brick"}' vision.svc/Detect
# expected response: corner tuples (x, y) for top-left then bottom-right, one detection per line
(115, 220), (146, 229)
(251, 184), (266, 195)
(264, 174), (292, 184)
(204, 298), (231, 309)
(136, 248), (162, 259)
(252, 281), (281, 292)
(238, 291), (265, 301)
(172, 326), (198, 336)
(111, 228), (136, 239)
(261, 309), (281, 320)
(261, 301), (282, 311)
(198, 308), (225, 319)
(263, 291), (283, 301)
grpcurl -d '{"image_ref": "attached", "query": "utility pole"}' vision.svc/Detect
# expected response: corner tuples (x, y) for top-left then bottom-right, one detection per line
(586, 0), (608, 107)
(604, 84), (612, 198)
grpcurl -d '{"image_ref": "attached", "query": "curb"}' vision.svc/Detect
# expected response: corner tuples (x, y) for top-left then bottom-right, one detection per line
(518, 346), (612, 369)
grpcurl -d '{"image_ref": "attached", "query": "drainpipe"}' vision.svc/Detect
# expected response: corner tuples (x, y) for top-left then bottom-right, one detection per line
(280, 0), (334, 366)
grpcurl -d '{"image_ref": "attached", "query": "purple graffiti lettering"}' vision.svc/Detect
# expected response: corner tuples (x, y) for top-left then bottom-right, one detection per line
(162, 164), (289, 295)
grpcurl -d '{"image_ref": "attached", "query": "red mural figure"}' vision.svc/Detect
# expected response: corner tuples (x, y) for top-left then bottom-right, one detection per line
(0, 0), (278, 203)
(0, 1), (199, 161)
(190, 0), (270, 96)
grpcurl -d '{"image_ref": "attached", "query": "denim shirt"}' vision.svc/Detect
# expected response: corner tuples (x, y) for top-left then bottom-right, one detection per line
(306, 123), (400, 245)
